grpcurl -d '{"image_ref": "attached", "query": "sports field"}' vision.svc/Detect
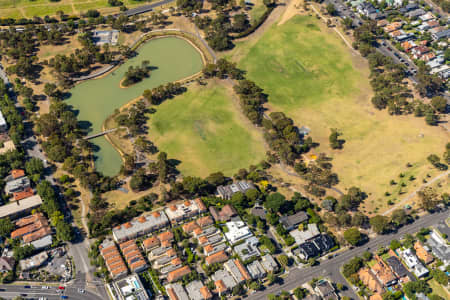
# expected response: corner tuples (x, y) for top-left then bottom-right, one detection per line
(147, 80), (266, 177)
(231, 15), (449, 213)
(0, 0), (153, 18)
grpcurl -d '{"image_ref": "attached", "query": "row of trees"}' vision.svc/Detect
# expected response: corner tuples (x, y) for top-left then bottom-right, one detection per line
(122, 60), (152, 87)
(142, 82), (186, 105)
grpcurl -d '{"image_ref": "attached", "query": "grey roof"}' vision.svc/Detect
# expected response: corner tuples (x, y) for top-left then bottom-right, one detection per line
(216, 181), (256, 199)
(290, 224), (320, 244)
(246, 260), (266, 279)
(261, 254), (278, 272)
(427, 232), (450, 264)
(0, 195), (43, 219)
(433, 28), (450, 39)
(29, 235), (52, 250)
(112, 211), (169, 242)
(185, 280), (209, 300)
(212, 269), (237, 289)
(234, 238), (260, 261)
(407, 8), (426, 18)
(386, 256), (408, 277)
(165, 283), (189, 300)
(5, 177), (30, 194)
(316, 280), (335, 297)
(280, 211), (309, 229)
(224, 259), (247, 283)
(19, 251), (48, 271)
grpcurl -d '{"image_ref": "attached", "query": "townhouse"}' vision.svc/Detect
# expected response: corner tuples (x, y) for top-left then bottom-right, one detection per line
(164, 199), (207, 224)
(112, 211), (169, 242)
(99, 239), (128, 279)
(167, 265), (191, 283)
(119, 240), (148, 273)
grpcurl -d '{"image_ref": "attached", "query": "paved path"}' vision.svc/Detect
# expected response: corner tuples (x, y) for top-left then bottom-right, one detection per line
(383, 170), (450, 216)
(83, 128), (118, 140)
(122, 0), (174, 16)
(248, 210), (450, 299)
(72, 64), (115, 82)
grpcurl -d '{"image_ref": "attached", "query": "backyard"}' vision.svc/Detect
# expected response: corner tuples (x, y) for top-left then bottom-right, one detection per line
(147, 79), (266, 177)
(229, 15), (449, 213)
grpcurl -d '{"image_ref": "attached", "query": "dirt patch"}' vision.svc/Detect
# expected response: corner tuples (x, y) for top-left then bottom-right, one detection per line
(278, 0), (303, 26)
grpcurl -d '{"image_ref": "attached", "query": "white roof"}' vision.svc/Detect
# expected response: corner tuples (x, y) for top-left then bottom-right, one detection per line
(0, 110), (6, 127)
(224, 220), (253, 244)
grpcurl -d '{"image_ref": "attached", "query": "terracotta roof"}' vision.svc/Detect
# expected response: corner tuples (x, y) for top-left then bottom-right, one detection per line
(184, 200), (191, 207)
(161, 240), (171, 248)
(143, 237), (160, 249)
(129, 259), (146, 271)
(166, 248), (176, 257)
(124, 222), (132, 229)
(359, 268), (384, 294)
(414, 241), (433, 264)
(370, 294), (383, 300)
(170, 205), (177, 211)
(215, 280), (226, 293)
(152, 211), (161, 218)
(167, 287), (179, 300)
(167, 265), (191, 282)
(11, 215), (49, 240)
(182, 221), (200, 233)
(15, 213), (46, 228)
(11, 169), (25, 179)
(371, 256), (396, 285)
(198, 236), (208, 245)
(200, 286), (212, 299)
(234, 259), (251, 281)
(22, 226), (52, 243)
(204, 245), (214, 254)
(124, 250), (141, 260)
(13, 187), (34, 201)
(119, 239), (135, 250)
(100, 245), (118, 255)
(195, 198), (207, 211)
(171, 257), (182, 266)
(158, 231), (174, 242)
(110, 265), (127, 276)
(138, 216), (146, 223)
(194, 228), (203, 235)
(220, 204), (237, 218)
(197, 216), (213, 228)
(205, 250), (228, 265)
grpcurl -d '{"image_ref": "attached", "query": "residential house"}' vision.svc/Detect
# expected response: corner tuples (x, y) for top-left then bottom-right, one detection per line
(0, 110), (7, 132)
(400, 248), (429, 278)
(224, 259), (251, 283)
(167, 265), (191, 283)
(185, 280), (213, 300)
(314, 280), (339, 300)
(5, 177), (30, 194)
(377, 19), (389, 27)
(428, 231), (450, 266)
(385, 22), (403, 33)
(112, 211), (169, 242)
(216, 181), (256, 200)
(250, 205), (266, 220)
(246, 260), (267, 279)
(401, 41), (417, 52)
(0, 257), (15, 273)
(290, 223), (320, 245)
(280, 211), (309, 231)
(13, 187), (34, 202)
(203, 242), (227, 256)
(209, 204), (237, 222)
(224, 217), (253, 244)
(182, 221), (200, 234)
(0, 195), (43, 220)
(234, 236), (260, 261)
(119, 240), (148, 273)
(421, 52), (436, 62)
(399, 2), (418, 13)
(11, 213), (52, 245)
(419, 12), (435, 22)
(426, 20), (440, 29)
(358, 268), (384, 294)
(114, 275), (150, 300)
(205, 250), (228, 265)
(385, 256), (409, 278)
(357, 2), (377, 17)
(412, 46), (430, 59)
(164, 199), (207, 224)
(19, 251), (48, 271)
(99, 239), (128, 279)
(261, 254), (278, 273)
(432, 28), (450, 40)
(414, 241), (433, 264)
(371, 255), (397, 286)
(166, 282), (189, 300)
(406, 8), (426, 19)
(212, 269), (237, 295)
(142, 236), (160, 251)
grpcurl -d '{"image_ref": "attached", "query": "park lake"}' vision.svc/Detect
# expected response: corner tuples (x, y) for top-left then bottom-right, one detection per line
(67, 36), (204, 176)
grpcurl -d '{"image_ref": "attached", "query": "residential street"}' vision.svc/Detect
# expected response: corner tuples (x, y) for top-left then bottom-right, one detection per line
(0, 284), (103, 300)
(248, 210), (450, 299)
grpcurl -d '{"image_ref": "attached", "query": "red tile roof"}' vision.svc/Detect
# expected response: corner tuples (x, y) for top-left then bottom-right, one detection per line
(205, 250), (228, 265)
(167, 266), (191, 282)
(11, 169), (25, 179)
(13, 187), (34, 201)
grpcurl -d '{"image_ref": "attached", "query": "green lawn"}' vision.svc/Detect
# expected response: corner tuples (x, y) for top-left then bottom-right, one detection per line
(0, 0), (156, 18)
(229, 15), (449, 213)
(147, 80), (266, 177)
(428, 278), (450, 299)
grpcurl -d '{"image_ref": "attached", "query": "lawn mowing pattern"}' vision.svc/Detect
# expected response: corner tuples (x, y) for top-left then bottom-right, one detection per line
(234, 15), (449, 212)
(147, 81), (266, 177)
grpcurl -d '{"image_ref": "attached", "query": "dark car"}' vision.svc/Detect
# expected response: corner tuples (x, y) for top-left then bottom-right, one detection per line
(24, 286), (31, 289)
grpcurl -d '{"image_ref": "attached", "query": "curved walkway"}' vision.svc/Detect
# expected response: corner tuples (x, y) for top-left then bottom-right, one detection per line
(71, 64), (115, 82)
(383, 169), (450, 216)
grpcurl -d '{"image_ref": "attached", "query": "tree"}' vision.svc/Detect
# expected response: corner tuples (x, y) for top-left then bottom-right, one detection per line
(56, 221), (74, 242)
(390, 209), (411, 227)
(342, 256), (363, 277)
(418, 187), (441, 211)
(249, 281), (261, 291)
(329, 128), (344, 149)
(370, 215), (390, 234)
(0, 218), (14, 238)
(277, 254), (289, 267)
(342, 17), (353, 29)
(321, 196), (337, 211)
(344, 228), (363, 246)
(25, 157), (45, 180)
(431, 96), (447, 113)
(293, 287), (308, 299)
(389, 239), (401, 250)
(326, 3), (337, 15)
(431, 269), (448, 286)
(265, 192), (286, 212)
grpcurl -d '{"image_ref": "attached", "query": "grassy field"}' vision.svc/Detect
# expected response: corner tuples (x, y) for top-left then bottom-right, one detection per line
(0, 0), (155, 18)
(229, 15), (449, 213)
(147, 80), (266, 177)
(428, 278), (450, 299)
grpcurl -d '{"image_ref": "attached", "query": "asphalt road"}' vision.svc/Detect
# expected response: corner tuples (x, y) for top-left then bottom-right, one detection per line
(248, 210), (450, 299)
(0, 284), (102, 300)
(325, 0), (419, 82)
(122, 0), (174, 16)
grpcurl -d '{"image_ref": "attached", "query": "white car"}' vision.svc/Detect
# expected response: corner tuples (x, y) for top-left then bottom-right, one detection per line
(78, 289), (85, 294)
(41, 286), (49, 289)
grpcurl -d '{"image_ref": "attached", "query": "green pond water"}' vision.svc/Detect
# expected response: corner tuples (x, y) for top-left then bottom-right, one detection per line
(67, 37), (204, 176)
